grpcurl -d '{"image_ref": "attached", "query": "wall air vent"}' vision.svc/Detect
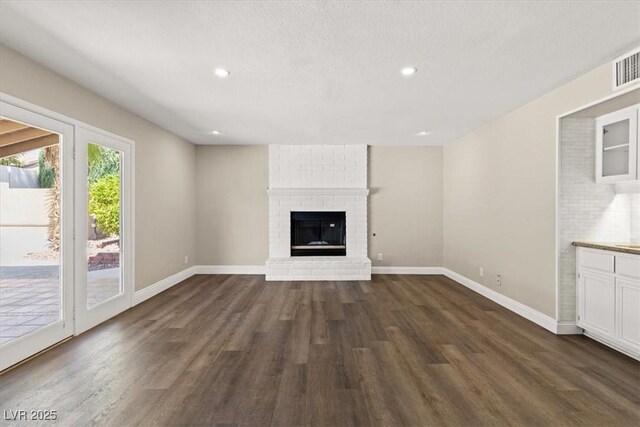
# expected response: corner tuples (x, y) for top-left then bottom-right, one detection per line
(613, 46), (640, 91)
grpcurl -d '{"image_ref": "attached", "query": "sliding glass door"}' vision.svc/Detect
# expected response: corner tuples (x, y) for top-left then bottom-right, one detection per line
(0, 102), (74, 370)
(74, 127), (132, 334)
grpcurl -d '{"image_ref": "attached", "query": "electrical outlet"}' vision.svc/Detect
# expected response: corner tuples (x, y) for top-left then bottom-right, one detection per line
(184, 255), (189, 264)
(479, 267), (484, 278)
(496, 274), (502, 286)
(377, 253), (383, 261)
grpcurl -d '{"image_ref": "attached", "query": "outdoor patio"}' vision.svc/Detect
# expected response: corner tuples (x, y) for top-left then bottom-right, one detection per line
(0, 266), (120, 344)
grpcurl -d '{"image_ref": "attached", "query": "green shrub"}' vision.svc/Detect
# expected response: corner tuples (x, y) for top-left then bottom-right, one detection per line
(88, 144), (120, 184)
(0, 155), (23, 166)
(38, 150), (55, 188)
(89, 174), (120, 236)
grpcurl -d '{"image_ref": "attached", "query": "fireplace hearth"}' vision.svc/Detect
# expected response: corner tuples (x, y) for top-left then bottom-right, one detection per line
(290, 211), (346, 256)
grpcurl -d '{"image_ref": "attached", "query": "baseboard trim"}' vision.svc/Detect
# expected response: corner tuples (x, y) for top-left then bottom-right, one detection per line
(442, 268), (560, 334)
(371, 266), (446, 275)
(195, 265), (445, 276)
(556, 321), (583, 335)
(193, 265), (267, 275)
(133, 266), (196, 305)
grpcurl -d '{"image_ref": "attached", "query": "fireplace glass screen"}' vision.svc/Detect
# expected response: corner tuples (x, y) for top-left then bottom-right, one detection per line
(290, 211), (346, 256)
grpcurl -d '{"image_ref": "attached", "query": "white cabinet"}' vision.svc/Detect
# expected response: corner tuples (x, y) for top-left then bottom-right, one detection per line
(576, 247), (640, 359)
(618, 279), (640, 349)
(595, 104), (639, 183)
(578, 271), (616, 336)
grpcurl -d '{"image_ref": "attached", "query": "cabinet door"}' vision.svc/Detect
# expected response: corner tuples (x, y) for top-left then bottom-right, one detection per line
(578, 271), (616, 337)
(595, 105), (638, 183)
(617, 279), (640, 351)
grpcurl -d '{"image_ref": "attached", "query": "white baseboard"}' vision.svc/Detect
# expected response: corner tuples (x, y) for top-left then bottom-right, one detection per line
(556, 321), (583, 335)
(195, 265), (444, 276)
(196, 265), (444, 277)
(442, 268), (560, 334)
(371, 266), (446, 275)
(133, 266), (196, 305)
(193, 265), (266, 275)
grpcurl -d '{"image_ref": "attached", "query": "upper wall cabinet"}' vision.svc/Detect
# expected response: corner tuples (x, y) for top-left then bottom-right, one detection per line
(596, 104), (639, 183)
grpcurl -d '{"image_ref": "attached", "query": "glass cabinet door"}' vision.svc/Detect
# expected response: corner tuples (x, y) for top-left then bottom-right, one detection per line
(596, 105), (638, 183)
(602, 118), (630, 177)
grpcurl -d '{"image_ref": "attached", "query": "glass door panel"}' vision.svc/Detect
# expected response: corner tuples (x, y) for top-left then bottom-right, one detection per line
(0, 138), (60, 344)
(602, 119), (631, 178)
(86, 143), (122, 308)
(75, 127), (131, 334)
(0, 102), (74, 371)
(596, 104), (638, 183)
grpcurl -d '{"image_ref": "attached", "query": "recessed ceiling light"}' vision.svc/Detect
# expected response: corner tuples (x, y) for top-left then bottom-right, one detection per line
(211, 130), (221, 135)
(416, 131), (431, 136)
(214, 68), (230, 78)
(401, 67), (417, 76)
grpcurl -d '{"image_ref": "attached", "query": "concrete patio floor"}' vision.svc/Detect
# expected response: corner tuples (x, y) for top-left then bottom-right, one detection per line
(0, 266), (120, 345)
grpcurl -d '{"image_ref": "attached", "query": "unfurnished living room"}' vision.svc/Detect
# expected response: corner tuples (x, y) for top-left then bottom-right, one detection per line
(0, 1), (639, 426)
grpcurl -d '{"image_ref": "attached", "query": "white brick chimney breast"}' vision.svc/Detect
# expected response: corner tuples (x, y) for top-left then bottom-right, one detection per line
(266, 145), (371, 281)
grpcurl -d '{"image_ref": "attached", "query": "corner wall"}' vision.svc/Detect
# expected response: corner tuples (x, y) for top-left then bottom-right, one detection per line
(443, 63), (616, 318)
(0, 44), (197, 291)
(369, 146), (443, 267)
(195, 145), (269, 265)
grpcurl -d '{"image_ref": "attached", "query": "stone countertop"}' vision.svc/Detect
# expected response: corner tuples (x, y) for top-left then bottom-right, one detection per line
(572, 241), (640, 255)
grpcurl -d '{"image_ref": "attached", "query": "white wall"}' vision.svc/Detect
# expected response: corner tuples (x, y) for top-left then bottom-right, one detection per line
(195, 145), (268, 265)
(369, 146), (443, 267)
(631, 194), (640, 242)
(0, 183), (50, 226)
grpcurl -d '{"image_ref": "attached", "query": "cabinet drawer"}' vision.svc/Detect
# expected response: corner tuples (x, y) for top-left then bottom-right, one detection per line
(616, 255), (640, 279)
(579, 251), (615, 273)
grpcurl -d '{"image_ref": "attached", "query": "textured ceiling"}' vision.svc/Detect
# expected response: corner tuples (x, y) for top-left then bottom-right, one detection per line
(0, 1), (639, 145)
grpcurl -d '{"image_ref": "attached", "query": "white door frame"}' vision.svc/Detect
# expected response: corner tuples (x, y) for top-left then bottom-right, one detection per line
(0, 93), (135, 370)
(554, 84), (639, 331)
(74, 126), (134, 334)
(0, 100), (75, 371)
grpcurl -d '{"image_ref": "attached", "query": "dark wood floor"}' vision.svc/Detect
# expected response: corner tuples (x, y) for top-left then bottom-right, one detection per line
(1, 274), (639, 426)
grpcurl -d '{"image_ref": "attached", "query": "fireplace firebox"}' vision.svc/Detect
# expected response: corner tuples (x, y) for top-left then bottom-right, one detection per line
(290, 211), (346, 256)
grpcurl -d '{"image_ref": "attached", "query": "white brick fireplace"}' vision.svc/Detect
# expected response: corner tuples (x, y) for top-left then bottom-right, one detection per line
(266, 145), (372, 281)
